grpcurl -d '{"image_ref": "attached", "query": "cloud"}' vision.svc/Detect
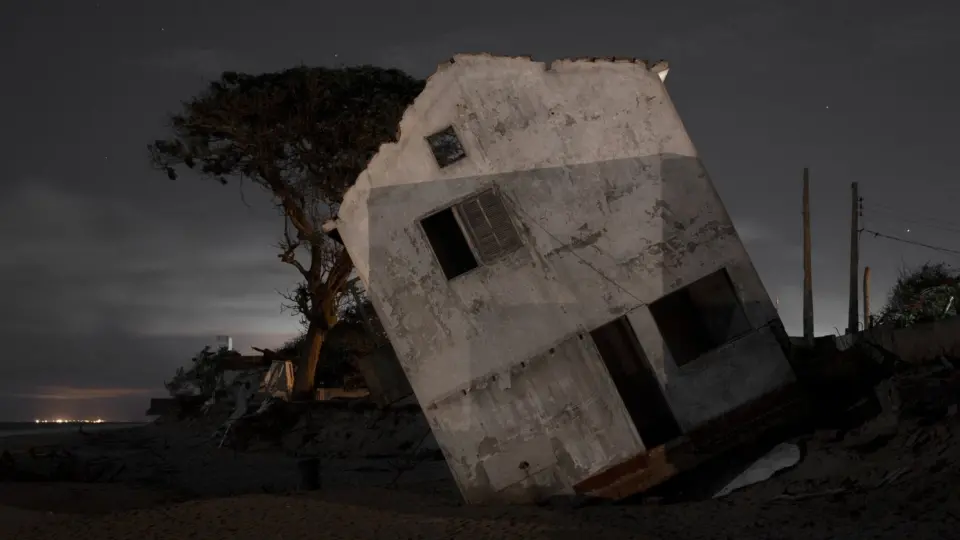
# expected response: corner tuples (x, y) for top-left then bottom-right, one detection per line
(0, 179), (301, 337)
(734, 218), (802, 264)
(0, 175), (303, 419)
(735, 219), (781, 245)
(0, 328), (294, 421)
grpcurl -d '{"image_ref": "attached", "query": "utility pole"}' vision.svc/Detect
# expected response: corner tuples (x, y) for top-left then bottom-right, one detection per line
(863, 266), (872, 330)
(802, 168), (814, 343)
(847, 181), (861, 334)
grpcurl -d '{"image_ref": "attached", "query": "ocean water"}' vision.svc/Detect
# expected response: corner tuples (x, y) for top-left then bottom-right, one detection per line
(0, 422), (146, 438)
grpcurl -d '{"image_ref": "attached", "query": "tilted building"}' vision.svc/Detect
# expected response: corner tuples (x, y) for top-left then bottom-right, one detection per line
(328, 54), (799, 503)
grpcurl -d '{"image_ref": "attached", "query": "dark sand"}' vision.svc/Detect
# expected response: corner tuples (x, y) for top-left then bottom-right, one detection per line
(2, 375), (959, 539)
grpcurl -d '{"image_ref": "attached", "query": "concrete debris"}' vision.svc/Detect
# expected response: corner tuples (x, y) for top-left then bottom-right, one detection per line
(713, 443), (801, 498)
(261, 360), (295, 401)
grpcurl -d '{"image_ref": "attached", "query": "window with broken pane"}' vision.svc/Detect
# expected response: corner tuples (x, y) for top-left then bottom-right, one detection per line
(456, 189), (523, 264)
(426, 126), (467, 168)
(420, 188), (522, 280)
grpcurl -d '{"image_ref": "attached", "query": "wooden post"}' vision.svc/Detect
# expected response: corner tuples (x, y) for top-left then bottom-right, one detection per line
(802, 168), (814, 343)
(847, 182), (860, 334)
(863, 266), (871, 329)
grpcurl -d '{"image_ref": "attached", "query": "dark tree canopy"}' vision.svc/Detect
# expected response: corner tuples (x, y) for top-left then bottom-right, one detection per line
(150, 65), (424, 206)
(148, 64), (424, 397)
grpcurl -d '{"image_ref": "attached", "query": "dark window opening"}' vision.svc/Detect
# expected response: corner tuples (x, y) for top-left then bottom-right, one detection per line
(420, 189), (523, 280)
(421, 208), (478, 279)
(590, 316), (682, 448)
(426, 126), (466, 168)
(649, 268), (752, 367)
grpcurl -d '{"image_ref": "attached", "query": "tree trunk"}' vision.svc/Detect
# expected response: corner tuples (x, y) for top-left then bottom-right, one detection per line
(290, 246), (352, 400)
(293, 320), (326, 400)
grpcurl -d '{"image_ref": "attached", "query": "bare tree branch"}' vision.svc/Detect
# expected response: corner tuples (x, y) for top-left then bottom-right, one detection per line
(148, 65), (423, 395)
(278, 217), (309, 279)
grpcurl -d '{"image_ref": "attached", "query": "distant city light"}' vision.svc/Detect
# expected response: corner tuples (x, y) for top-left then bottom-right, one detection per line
(33, 418), (104, 424)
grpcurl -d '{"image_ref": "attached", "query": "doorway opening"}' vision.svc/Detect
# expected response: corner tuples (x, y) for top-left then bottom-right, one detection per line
(590, 316), (682, 449)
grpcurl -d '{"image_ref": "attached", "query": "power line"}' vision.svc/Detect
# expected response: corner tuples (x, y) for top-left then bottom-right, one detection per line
(864, 212), (960, 238)
(863, 203), (960, 232)
(862, 228), (960, 257)
(864, 211), (960, 235)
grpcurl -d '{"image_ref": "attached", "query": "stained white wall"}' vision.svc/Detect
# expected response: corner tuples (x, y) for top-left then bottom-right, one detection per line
(335, 54), (794, 503)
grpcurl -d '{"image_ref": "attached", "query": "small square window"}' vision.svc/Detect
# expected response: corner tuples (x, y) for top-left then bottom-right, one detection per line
(649, 268), (752, 367)
(426, 126), (466, 168)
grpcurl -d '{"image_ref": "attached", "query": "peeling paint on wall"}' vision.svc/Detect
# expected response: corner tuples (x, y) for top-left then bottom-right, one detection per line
(334, 54), (794, 504)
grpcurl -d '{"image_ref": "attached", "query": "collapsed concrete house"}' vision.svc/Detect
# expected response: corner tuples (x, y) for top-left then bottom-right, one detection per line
(328, 54), (800, 504)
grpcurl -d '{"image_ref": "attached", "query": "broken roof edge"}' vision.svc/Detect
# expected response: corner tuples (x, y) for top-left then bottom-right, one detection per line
(338, 53), (671, 228)
(321, 218), (343, 245)
(405, 54), (670, 157)
(435, 53), (669, 80)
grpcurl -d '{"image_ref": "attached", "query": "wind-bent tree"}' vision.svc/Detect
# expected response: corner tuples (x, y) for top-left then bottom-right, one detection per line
(149, 66), (423, 398)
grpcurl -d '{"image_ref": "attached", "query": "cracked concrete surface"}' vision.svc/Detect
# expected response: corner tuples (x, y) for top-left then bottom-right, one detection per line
(334, 54), (795, 503)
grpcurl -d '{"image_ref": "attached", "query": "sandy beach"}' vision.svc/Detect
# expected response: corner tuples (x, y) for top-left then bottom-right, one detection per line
(2, 459), (958, 540)
(1, 365), (959, 540)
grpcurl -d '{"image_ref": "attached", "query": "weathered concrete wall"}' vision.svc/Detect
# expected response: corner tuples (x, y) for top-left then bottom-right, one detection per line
(357, 345), (414, 407)
(424, 332), (643, 502)
(335, 54), (793, 502)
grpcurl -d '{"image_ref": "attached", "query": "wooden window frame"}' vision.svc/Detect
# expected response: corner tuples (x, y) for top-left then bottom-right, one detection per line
(419, 187), (523, 280)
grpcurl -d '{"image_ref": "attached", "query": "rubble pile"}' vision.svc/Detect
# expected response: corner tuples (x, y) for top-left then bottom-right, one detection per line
(673, 350), (960, 503)
(282, 399), (439, 460)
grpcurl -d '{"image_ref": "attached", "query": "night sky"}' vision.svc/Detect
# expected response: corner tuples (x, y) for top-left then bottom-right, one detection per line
(1, 1), (957, 421)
